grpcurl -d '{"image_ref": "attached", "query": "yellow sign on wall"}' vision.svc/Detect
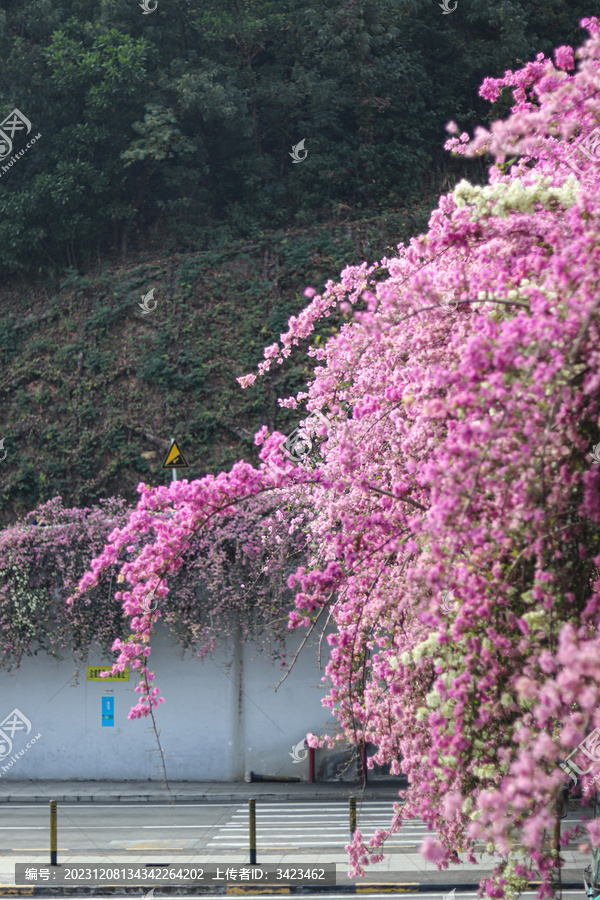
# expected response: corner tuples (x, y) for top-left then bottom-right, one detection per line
(87, 666), (129, 682)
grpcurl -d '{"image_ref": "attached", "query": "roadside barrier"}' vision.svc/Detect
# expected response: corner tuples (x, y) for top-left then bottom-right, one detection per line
(249, 798), (256, 864)
(49, 801), (57, 867)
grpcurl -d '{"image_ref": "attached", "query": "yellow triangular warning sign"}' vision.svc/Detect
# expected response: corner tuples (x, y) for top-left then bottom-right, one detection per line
(162, 440), (189, 469)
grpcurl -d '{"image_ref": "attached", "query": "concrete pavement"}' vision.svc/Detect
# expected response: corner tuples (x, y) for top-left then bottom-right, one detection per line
(0, 885), (586, 897)
(0, 781), (406, 805)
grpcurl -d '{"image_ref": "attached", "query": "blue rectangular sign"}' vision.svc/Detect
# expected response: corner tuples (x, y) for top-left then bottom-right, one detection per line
(101, 696), (114, 727)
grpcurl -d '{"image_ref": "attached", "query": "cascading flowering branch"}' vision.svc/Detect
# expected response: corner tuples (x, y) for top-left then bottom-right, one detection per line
(250, 18), (600, 897)
(0, 494), (299, 673)
(68, 468), (316, 717)
(75, 18), (600, 899)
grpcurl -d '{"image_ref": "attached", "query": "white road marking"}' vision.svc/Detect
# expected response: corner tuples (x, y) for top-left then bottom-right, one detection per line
(203, 804), (433, 851)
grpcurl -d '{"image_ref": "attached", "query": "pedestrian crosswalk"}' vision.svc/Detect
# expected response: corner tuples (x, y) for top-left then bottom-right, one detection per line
(204, 802), (586, 854)
(205, 802), (434, 851)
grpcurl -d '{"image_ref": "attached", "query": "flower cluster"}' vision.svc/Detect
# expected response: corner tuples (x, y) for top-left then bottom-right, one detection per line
(0, 496), (129, 669)
(75, 18), (600, 899)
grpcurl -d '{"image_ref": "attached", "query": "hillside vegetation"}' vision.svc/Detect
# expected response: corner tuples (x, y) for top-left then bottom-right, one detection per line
(0, 205), (438, 521)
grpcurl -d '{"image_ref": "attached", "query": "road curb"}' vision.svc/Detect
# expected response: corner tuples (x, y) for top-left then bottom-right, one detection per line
(0, 794), (399, 804)
(0, 882), (584, 896)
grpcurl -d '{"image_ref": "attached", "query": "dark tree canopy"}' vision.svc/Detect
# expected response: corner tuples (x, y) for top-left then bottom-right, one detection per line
(0, 0), (593, 276)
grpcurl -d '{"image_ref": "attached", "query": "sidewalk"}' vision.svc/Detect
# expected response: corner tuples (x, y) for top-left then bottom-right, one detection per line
(0, 780), (406, 804)
(0, 883), (585, 897)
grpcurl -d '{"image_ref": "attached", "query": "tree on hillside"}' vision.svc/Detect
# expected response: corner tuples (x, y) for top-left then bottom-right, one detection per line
(72, 17), (600, 900)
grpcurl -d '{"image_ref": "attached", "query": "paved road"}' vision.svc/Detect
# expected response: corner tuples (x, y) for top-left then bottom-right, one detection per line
(0, 801), (589, 888)
(0, 800), (507, 855)
(3, 801), (589, 852)
(2, 802), (426, 853)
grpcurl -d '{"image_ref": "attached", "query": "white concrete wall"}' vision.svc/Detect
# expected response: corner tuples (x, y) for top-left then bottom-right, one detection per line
(0, 623), (340, 781)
